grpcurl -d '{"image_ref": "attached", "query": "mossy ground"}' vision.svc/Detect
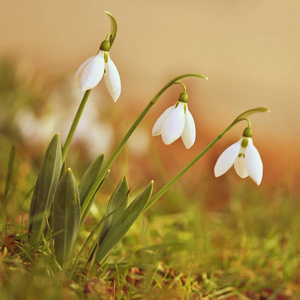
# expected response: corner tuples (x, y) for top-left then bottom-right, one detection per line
(1, 181), (299, 299)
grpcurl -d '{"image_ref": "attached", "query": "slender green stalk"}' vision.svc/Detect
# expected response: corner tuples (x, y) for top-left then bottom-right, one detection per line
(145, 124), (232, 211)
(144, 107), (270, 211)
(81, 73), (208, 218)
(2, 145), (15, 206)
(173, 81), (187, 92)
(69, 207), (121, 278)
(62, 90), (91, 163)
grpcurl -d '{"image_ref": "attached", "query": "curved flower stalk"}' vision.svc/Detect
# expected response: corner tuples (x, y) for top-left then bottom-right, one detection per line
(145, 108), (270, 212)
(152, 90), (196, 149)
(214, 127), (263, 185)
(80, 74), (207, 219)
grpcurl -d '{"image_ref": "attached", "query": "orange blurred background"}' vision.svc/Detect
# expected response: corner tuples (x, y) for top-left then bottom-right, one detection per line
(1, 0), (299, 189)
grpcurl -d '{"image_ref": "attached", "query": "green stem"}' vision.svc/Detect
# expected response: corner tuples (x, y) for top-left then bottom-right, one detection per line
(81, 73), (208, 218)
(242, 118), (251, 128)
(69, 206), (117, 278)
(144, 106), (270, 211)
(2, 145), (15, 206)
(145, 121), (234, 211)
(173, 81), (187, 92)
(62, 90), (91, 163)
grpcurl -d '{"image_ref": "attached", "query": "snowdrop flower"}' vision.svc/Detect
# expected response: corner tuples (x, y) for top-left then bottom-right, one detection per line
(152, 91), (196, 149)
(74, 40), (121, 101)
(214, 128), (263, 185)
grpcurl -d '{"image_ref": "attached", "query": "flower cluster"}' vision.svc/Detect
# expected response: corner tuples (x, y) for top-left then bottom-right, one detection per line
(74, 17), (266, 185)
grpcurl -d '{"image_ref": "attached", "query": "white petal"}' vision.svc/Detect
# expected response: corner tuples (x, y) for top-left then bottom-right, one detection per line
(234, 154), (249, 178)
(181, 106), (196, 149)
(74, 56), (94, 88)
(161, 102), (185, 145)
(81, 51), (105, 91)
(214, 139), (242, 177)
(245, 138), (263, 185)
(152, 106), (174, 136)
(104, 54), (121, 101)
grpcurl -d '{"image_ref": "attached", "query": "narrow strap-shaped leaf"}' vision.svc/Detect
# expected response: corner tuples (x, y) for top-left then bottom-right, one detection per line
(98, 177), (128, 245)
(88, 177), (129, 261)
(80, 170), (110, 227)
(79, 153), (104, 208)
(53, 168), (81, 268)
(28, 134), (62, 245)
(94, 181), (154, 264)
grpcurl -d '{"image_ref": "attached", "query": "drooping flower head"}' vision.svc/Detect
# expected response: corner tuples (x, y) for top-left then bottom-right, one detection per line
(152, 90), (196, 149)
(74, 12), (121, 101)
(214, 127), (263, 185)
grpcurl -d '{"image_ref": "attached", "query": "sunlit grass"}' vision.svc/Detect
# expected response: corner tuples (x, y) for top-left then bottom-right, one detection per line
(1, 179), (299, 299)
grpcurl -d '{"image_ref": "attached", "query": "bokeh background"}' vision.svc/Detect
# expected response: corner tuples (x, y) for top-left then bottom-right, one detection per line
(0, 0), (299, 193)
(1, 2), (300, 297)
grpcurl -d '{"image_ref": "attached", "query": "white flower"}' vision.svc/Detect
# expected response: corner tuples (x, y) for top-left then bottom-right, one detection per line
(152, 102), (196, 149)
(74, 51), (121, 101)
(214, 137), (263, 185)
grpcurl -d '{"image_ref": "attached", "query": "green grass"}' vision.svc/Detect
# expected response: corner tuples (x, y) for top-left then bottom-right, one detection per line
(1, 180), (299, 299)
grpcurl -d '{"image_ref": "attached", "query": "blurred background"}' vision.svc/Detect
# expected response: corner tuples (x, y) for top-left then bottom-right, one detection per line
(0, 0), (299, 202)
(1, 2), (300, 296)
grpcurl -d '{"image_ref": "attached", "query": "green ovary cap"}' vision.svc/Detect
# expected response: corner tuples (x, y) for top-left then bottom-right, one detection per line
(100, 40), (111, 51)
(178, 91), (188, 103)
(243, 127), (252, 138)
(241, 138), (249, 148)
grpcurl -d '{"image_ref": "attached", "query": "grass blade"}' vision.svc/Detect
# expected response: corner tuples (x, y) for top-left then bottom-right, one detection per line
(2, 145), (16, 207)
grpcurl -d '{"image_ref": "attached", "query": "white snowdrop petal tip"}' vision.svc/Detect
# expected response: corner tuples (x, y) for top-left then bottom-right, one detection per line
(104, 56), (121, 101)
(214, 141), (241, 177)
(181, 108), (196, 149)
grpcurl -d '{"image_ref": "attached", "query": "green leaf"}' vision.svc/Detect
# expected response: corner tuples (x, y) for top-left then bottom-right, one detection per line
(94, 181), (154, 264)
(88, 177), (129, 261)
(69, 202), (122, 278)
(80, 170), (110, 227)
(98, 177), (129, 245)
(53, 168), (81, 268)
(28, 134), (62, 246)
(79, 153), (104, 208)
